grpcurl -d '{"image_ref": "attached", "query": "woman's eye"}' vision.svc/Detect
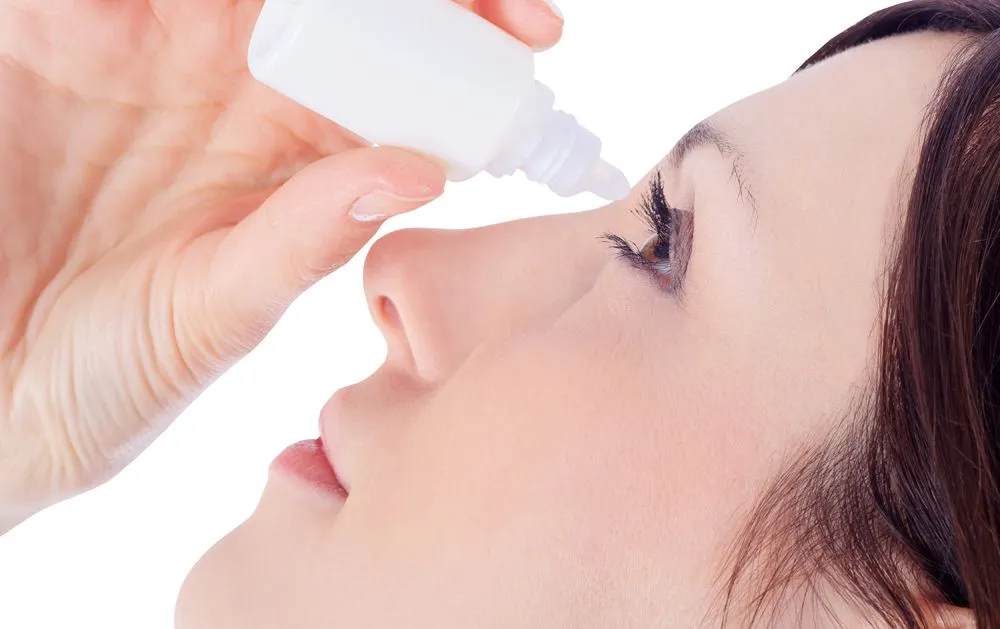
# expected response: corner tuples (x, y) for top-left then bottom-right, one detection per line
(638, 234), (673, 274)
(602, 170), (688, 293)
(603, 232), (674, 281)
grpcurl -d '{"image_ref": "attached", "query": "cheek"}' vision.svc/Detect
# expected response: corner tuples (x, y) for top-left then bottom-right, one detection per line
(354, 297), (760, 620)
(351, 334), (655, 620)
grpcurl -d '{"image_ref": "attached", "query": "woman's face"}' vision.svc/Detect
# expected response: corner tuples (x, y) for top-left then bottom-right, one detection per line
(176, 32), (963, 628)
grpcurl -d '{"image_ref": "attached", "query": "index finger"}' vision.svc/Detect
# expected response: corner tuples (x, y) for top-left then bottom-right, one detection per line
(455, 0), (564, 51)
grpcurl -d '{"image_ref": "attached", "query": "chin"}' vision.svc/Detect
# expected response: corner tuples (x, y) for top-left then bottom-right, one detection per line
(174, 471), (347, 629)
(174, 522), (250, 629)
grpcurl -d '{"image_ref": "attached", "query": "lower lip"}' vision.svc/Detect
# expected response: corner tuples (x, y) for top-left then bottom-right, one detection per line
(270, 438), (348, 498)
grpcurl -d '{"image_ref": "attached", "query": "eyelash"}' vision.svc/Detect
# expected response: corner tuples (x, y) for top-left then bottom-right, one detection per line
(602, 171), (677, 280)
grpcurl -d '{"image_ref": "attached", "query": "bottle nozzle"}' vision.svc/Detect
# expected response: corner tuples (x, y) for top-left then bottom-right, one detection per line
(583, 159), (631, 202)
(485, 82), (630, 202)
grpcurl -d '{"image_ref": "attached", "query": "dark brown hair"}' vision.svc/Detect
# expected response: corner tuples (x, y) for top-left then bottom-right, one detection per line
(719, 2), (1000, 627)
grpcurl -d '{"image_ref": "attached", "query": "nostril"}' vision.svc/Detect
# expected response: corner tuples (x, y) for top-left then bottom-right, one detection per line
(373, 295), (420, 372)
(374, 295), (402, 332)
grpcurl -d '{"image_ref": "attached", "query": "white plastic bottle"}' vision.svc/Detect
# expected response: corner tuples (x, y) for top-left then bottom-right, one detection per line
(247, 0), (631, 201)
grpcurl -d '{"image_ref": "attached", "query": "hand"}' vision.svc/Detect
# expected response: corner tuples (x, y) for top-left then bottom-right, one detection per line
(0, 0), (563, 529)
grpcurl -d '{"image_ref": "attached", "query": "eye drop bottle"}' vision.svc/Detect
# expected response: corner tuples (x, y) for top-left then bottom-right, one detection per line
(248, 0), (631, 201)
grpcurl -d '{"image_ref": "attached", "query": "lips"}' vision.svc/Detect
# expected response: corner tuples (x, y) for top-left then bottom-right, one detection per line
(270, 438), (348, 498)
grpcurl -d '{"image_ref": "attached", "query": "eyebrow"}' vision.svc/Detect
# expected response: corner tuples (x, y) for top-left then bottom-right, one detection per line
(667, 121), (760, 220)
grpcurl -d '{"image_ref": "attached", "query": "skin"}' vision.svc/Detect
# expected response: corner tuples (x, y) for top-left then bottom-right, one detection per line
(0, 0), (561, 529)
(175, 31), (976, 629)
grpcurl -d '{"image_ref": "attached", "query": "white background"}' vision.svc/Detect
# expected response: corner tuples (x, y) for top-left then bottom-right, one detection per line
(0, 1), (896, 627)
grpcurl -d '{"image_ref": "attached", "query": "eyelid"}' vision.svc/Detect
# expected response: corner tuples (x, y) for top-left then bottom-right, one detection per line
(649, 171), (695, 290)
(669, 208), (695, 289)
(644, 172), (694, 293)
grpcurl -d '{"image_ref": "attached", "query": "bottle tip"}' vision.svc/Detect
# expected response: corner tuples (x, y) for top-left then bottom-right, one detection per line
(585, 160), (632, 202)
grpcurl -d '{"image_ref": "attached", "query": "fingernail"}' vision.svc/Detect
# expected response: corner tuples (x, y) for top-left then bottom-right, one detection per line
(540, 0), (563, 20)
(349, 190), (438, 222)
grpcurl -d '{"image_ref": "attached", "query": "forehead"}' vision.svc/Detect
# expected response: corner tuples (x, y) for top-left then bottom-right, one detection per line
(698, 32), (967, 281)
(711, 31), (965, 226)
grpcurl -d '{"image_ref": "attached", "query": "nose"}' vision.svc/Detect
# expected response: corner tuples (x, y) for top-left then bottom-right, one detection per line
(363, 213), (608, 382)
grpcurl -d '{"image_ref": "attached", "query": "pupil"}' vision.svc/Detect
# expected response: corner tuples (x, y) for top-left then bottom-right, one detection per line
(653, 240), (671, 261)
(639, 235), (671, 264)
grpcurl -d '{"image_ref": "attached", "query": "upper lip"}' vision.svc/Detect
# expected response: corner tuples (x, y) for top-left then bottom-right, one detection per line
(319, 389), (352, 495)
(318, 366), (416, 497)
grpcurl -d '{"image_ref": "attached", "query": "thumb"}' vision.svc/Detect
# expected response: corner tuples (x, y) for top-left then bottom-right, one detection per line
(200, 146), (445, 353)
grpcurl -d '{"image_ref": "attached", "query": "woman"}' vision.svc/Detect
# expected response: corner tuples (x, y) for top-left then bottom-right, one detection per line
(2, 0), (999, 627)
